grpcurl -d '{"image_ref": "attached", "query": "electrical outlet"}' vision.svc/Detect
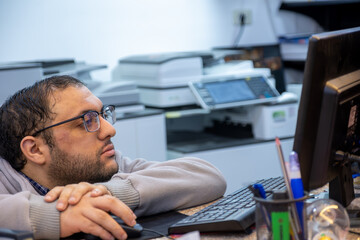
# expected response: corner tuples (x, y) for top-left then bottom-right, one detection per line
(233, 9), (252, 25)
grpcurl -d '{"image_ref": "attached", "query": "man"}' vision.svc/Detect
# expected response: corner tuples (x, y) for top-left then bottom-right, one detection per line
(0, 75), (226, 239)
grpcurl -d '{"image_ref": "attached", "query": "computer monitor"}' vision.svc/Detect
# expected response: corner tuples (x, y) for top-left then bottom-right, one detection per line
(293, 27), (360, 207)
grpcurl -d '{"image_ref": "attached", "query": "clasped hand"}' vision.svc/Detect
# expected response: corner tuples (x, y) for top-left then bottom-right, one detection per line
(45, 182), (137, 240)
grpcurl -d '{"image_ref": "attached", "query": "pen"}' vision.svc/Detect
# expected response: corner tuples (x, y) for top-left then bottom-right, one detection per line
(253, 183), (267, 199)
(289, 151), (305, 232)
(275, 137), (302, 239)
(248, 184), (271, 230)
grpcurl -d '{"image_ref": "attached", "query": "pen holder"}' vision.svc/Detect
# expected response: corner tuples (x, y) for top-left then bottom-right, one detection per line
(254, 190), (308, 240)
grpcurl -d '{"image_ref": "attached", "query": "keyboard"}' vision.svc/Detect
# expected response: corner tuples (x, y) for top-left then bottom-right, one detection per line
(168, 176), (285, 234)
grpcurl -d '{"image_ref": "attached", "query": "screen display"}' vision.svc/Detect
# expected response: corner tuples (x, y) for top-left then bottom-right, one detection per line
(204, 80), (256, 104)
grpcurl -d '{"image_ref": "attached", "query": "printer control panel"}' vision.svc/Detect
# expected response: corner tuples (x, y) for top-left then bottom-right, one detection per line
(189, 74), (280, 110)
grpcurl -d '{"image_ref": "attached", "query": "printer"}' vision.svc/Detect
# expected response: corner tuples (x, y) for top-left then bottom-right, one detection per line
(112, 50), (301, 138)
(0, 59), (144, 114)
(0, 62), (43, 104)
(112, 52), (277, 109)
(112, 52), (208, 108)
(111, 51), (299, 140)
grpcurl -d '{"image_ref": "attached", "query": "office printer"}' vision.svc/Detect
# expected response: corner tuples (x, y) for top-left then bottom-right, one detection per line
(0, 59), (144, 114)
(112, 52), (273, 108)
(112, 52), (208, 108)
(176, 70), (298, 141)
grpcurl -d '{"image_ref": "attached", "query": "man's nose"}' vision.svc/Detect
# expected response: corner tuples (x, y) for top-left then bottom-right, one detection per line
(98, 116), (116, 139)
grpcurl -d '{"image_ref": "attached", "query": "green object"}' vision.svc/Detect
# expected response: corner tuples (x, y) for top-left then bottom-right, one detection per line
(271, 211), (290, 240)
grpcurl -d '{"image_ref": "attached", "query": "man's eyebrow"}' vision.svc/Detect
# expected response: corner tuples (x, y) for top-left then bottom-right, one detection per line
(76, 106), (104, 116)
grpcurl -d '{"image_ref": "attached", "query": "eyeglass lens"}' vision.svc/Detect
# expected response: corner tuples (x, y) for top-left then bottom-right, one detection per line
(83, 106), (116, 132)
(103, 106), (116, 124)
(84, 112), (100, 132)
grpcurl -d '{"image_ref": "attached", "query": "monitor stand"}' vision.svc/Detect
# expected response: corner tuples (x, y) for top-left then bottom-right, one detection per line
(329, 165), (360, 227)
(347, 187), (360, 228)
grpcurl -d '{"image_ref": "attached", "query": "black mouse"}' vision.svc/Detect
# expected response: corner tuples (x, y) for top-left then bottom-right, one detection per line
(70, 215), (143, 240)
(111, 215), (143, 238)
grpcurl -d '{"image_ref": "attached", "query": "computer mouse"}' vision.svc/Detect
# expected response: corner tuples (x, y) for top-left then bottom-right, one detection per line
(111, 215), (143, 238)
(72, 215), (143, 239)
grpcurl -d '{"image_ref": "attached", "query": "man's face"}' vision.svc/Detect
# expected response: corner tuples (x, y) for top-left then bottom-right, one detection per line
(44, 85), (118, 186)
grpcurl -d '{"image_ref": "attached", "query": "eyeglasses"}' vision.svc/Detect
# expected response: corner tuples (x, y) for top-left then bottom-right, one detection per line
(32, 105), (116, 136)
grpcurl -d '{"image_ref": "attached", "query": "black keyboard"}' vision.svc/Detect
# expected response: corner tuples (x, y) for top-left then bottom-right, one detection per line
(168, 176), (285, 234)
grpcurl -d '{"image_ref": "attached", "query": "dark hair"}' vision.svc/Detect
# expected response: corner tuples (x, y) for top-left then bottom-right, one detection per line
(0, 75), (85, 170)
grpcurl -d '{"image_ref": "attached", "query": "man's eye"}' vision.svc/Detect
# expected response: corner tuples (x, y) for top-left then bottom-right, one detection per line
(85, 118), (92, 126)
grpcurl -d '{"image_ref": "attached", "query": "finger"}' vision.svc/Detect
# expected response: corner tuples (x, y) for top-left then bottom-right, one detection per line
(83, 208), (128, 240)
(67, 182), (95, 205)
(44, 186), (64, 202)
(72, 215), (116, 240)
(91, 185), (111, 197)
(92, 195), (137, 227)
(56, 185), (78, 211)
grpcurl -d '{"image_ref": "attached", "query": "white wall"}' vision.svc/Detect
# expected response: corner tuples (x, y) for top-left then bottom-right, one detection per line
(0, 0), (319, 81)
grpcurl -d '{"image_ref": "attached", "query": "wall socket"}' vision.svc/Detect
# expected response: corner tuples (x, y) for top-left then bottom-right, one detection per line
(233, 9), (252, 25)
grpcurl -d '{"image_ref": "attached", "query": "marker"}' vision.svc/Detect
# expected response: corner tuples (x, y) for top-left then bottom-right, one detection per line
(289, 151), (305, 232)
(271, 211), (290, 240)
(271, 191), (291, 240)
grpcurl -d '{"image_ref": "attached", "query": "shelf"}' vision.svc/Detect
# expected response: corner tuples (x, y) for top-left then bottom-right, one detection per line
(280, 0), (360, 31)
(281, 0), (360, 7)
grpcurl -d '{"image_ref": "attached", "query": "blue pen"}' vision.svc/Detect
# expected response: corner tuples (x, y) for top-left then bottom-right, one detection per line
(289, 151), (305, 232)
(253, 183), (266, 199)
(250, 184), (271, 230)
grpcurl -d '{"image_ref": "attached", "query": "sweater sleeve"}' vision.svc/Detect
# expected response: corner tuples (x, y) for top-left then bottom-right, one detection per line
(0, 192), (60, 239)
(111, 152), (227, 216)
(100, 178), (140, 210)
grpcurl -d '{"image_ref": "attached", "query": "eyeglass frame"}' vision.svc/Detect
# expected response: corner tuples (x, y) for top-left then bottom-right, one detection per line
(32, 105), (116, 137)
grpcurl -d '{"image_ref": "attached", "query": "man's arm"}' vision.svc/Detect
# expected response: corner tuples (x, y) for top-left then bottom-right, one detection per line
(103, 152), (227, 216)
(0, 173), (140, 239)
(0, 189), (138, 239)
(0, 192), (59, 238)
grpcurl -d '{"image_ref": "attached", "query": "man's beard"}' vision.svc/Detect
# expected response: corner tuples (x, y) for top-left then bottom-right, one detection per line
(47, 142), (118, 186)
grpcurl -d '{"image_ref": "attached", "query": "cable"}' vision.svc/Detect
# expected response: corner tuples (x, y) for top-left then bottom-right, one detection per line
(264, 0), (278, 38)
(348, 230), (360, 235)
(142, 228), (175, 240)
(233, 13), (246, 47)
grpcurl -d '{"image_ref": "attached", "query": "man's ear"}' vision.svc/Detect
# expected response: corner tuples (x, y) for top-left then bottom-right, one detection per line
(20, 136), (47, 165)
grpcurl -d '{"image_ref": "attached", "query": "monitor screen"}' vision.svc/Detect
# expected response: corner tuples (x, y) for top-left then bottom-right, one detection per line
(293, 27), (360, 207)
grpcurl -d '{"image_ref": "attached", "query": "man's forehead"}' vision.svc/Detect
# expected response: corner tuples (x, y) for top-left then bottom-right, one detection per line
(50, 85), (102, 119)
